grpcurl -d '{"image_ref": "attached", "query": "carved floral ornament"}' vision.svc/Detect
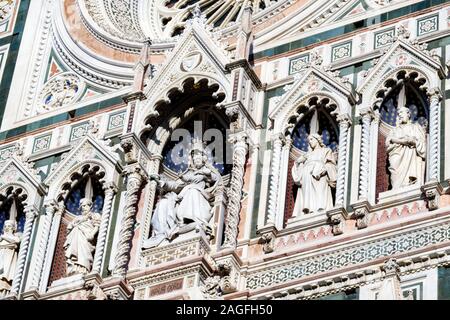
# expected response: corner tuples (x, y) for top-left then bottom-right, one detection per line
(38, 73), (84, 114)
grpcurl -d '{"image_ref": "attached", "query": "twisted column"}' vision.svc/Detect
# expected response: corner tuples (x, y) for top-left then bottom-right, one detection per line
(428, 88), (442, 181)
(335, 114), (352, 206)
(92, 183), (118, 274)
(10, 207), (38, 295)
(223, 133), (249, 248)
(112, 166), (145, 278)
(358, 110), (373, 200)
(266, 134), (285, 225)
(30, 202), (57, 289)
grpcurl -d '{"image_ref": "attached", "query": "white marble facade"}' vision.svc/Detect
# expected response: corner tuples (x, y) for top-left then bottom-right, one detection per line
(0, 0), (447, 300)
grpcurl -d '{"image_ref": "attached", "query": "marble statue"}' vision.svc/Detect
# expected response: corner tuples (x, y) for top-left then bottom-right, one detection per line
(64, 198), (101, 276)
(144, 178), (185, 248)
(143, 140), (221, 249)
(0, 220), (20, 296)
(292, 133), (337, 216)
(386, 106), (426, 190)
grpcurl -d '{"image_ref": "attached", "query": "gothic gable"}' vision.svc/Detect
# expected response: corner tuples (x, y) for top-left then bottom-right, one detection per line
(269, 62), (355, 133)
(357, 35), (446, 109)
(142, 16), (232, 111)
(0, 157), (46, 207)
(44, 135), (121, 200)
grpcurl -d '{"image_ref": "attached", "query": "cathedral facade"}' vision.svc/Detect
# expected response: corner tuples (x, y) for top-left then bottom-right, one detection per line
(0, 0), (449, 300)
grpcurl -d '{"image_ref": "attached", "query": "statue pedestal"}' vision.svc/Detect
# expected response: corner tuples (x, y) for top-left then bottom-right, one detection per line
(47, 274), (85, 293)
(141, 230), (211, 267)
(287, 212), (329, 231)
(131, 230), (215, 300)
(378, 184), (422, 205)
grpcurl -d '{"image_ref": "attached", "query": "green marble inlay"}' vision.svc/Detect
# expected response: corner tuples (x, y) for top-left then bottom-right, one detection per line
(253, 0), (447, 60)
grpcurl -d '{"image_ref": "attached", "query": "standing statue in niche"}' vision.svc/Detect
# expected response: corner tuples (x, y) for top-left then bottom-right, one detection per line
(143, 140), (222, 249)
(0, 220), (20, 296)
(386, 104), (426, 190)
(64, 190), (101, 276)
(292, 133), (337, 216)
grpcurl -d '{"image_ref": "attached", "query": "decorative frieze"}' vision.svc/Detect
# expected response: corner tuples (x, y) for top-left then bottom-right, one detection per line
(247, 220), (450, 290)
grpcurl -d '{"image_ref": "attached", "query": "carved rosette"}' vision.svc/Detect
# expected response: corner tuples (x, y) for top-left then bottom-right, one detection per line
(222, 133), (249, 249)
(112, 165), (146, 278)
(38, 73), (84, 114)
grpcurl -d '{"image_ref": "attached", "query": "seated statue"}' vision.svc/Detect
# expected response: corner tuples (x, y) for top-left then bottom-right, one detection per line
(386, 106), (426, 190)
(143, 140), (222, 249)
(63, 198), (101, 276)
(0, 220), (20, 296)
(292, 133), (337, 216)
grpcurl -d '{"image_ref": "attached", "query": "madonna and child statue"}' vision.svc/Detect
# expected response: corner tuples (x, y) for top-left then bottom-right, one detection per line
(143, 139), (222, 249)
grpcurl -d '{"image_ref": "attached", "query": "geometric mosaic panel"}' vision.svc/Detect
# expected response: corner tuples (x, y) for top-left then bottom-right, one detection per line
(246, 221), (450, 290)
(417, 15), (439, 36)
(331, 41), (352, 62)
(33, 134), (52, 153)
(374, 28), (395, 49)
(69, 122), (89, 142)
(107, 111), (126, 131)
(289, 54), (310, 74)
(0, 145), (16, 161)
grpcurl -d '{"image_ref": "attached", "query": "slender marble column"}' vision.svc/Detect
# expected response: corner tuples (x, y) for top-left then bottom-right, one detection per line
(266, 134), (285, 226)
(10, 206), (37, 295)
(335, 114), (352, 206)
(358, 110), (373, 200)
(92, 183), (118, 274)
(29, 202), (57, 289)
(223, 133), (249, 248)
(428, 88), (442, 181)
(276, 136), (291, 229)
(112, 166), (145, 278)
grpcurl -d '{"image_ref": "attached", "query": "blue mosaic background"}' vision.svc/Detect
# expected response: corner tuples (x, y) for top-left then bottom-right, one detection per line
(162, 113), (232, 175)
(292, 109), (339, 152)
(380, 84), (429, 128)
(65, 179), (104, 215)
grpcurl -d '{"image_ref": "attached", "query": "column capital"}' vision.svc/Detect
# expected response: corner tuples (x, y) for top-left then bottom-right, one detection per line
(336, 113), (352, 127)
(359, 108), (374, 120)
(23, 205), (38, 221)
(427, 87), (443, 101)
(270, 133), (287, 144)
(103, 182), (118, 195)
(228, 131), (249, 146)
